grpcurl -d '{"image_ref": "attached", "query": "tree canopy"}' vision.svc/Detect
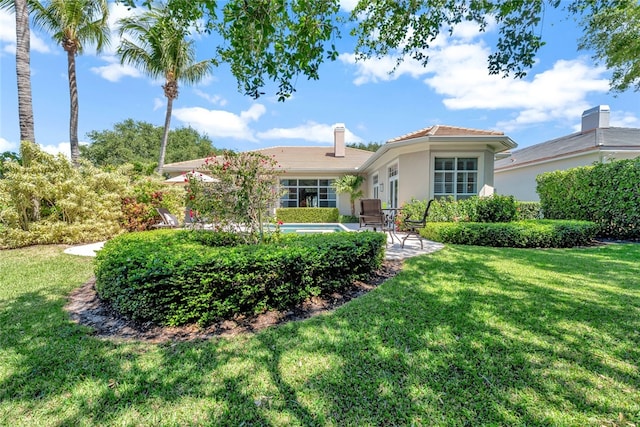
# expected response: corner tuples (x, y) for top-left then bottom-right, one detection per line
(117, 5), (213, 174)
(80, 119), (218, 167)
(347, 142), (383, 153)
(576, 0), (640, 92)
(118, 0), (639, 95)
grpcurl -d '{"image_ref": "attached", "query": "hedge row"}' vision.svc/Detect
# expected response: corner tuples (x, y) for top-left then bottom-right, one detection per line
(399, 195), (536, 226)
(420, 220), (599, 248)
(537, 158), (640, 239)
(276, 207), (339, 223)
(94, 229), (386, 326)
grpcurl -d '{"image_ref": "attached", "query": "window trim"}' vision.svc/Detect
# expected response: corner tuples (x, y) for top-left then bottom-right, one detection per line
(278, 177), (337, 208)
(431, 153), (483, 200)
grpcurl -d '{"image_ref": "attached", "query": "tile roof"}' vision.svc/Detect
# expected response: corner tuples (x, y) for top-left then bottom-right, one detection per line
(254, 146), (373, 172)
(495, 127), (640, 170)
(163, 146), (374, 174)
(388, 125), (504, 143)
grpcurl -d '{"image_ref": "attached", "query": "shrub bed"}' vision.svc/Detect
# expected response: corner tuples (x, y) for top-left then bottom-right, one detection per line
(420, 220), (599, 248)
(94, 229), (386, 326)
(276, 207), (339, 223)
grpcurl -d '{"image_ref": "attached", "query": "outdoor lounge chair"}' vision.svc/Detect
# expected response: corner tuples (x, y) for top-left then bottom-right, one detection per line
(401, 199), (433, 249)
(359, 198), (385, 231)
(152, 207), (180, 229)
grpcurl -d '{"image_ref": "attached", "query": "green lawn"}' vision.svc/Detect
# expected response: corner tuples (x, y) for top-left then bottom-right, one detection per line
(1, 243), (639, 426)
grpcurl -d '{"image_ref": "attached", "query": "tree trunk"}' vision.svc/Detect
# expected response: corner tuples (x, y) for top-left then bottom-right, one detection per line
(158, 95), (173, 175)
(15, 0), (35, 144)
(67, 48), (80, 166)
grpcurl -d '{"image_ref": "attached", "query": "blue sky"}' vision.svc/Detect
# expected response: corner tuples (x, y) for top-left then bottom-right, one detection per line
(1, 2), (638, 158)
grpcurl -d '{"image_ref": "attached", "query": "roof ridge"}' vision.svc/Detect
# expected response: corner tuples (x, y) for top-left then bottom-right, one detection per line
(387, 125), (435, 142)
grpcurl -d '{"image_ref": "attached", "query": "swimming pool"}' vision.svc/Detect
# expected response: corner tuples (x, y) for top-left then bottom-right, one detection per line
(269, 223), (351, 234)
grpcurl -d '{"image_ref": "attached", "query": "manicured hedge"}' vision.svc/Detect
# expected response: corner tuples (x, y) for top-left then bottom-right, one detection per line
(276, 207), (339, 223)
(94, 229), (385, 326)
(420, 220), (599, 248)
(537, 158), (640, 239)
(515, 201), (543, 220)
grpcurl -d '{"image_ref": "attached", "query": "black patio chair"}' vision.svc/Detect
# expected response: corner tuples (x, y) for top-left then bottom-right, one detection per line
(401, 199), (433, 249)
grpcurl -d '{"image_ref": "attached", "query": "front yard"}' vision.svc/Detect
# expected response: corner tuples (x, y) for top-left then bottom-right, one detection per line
(0, 243), (638, 426)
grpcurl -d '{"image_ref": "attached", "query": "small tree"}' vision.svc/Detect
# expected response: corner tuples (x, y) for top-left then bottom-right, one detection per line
(188, 150), (283, 243)
(333, 175), (364, 217)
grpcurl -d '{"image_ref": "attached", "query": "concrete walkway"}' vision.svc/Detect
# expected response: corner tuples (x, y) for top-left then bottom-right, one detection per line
(64, 226), (443, 260)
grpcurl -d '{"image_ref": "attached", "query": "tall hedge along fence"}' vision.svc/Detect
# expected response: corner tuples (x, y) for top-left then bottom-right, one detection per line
(537, 157), (640, 239)
(95, 229), (386, 326)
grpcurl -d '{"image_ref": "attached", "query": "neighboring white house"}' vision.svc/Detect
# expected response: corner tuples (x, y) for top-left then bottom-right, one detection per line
(495, 105), (640, 201)
(164, 124), (517, 216)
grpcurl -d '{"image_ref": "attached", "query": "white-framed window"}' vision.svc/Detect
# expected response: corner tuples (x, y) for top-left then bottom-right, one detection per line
(372, 174), (379, 199)
(434, 157), (478, 200)
(388, 163), (399, 208)
(279, 179), (336, 207)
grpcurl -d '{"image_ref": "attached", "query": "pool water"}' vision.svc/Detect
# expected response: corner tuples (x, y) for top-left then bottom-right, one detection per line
(270, 223), (350, 234)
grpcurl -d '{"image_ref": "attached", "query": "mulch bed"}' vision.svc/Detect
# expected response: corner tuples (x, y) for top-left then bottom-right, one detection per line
(64, 259), (403, 343)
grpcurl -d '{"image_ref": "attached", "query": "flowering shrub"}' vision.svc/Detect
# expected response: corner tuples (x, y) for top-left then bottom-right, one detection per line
(120, 179), (183, 231)
(187, 150), (284, 243)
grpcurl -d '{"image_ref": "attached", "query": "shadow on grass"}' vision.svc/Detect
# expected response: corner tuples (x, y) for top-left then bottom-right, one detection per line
(1, 244), (639, 425)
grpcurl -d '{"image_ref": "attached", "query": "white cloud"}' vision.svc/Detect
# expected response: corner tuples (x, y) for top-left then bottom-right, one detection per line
(173, 104), (266, 141)
(153, 98), (164, 111)
(341, 25), (611, 131)
(0, 10), (52, 55)
(0, 137), (18, 153)
(340, 0), (359, 12)
(90, 56), (141, 82)
(193, 89), (227, 106)
(41, 142), (70, 157)
(38, 141), (89, 158)
(257, 122), (363, 144)
(611, 111), (640, 128)
(339, 52), (428, 85)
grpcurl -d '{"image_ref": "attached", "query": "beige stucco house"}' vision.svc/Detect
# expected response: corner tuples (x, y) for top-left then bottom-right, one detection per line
(164, 124), (517, 216)
(495, 105), (640, 201)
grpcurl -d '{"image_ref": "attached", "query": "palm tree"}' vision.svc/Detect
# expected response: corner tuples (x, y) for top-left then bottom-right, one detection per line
(0, 0), (36, 145)
(333, 175), (365, 217)
(117, 7), (212, 175)
(31, 0), (109, 166)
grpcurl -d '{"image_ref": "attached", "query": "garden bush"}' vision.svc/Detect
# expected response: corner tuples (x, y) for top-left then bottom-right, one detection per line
(474, 195), (517, 222)
(276, 207), (340, 223)
(0, 142), (130, 248)
(120, 175), (184, 231)
(516, 201), (543, 220)
(398, 195), (517, 229)
(420, 220), (599, 248)
(537, 158), (640, 239)
(94, 229), (386, 326)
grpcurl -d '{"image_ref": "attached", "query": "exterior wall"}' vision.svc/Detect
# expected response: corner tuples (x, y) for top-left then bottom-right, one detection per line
(494, 152), (602, 201)
(398, 150), (430, 204)
(363, 145), (496, 206)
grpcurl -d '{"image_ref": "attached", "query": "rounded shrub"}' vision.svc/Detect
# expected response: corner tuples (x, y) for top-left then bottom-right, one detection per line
(95, 229), (386, 326)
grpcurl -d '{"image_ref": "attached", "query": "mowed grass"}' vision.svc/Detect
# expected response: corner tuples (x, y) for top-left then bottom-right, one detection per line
(1, 243), (639, 426)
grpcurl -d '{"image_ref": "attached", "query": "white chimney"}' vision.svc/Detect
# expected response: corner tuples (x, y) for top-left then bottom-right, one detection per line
(581, 105), (610, 132)
(334, 123), (345, 157)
